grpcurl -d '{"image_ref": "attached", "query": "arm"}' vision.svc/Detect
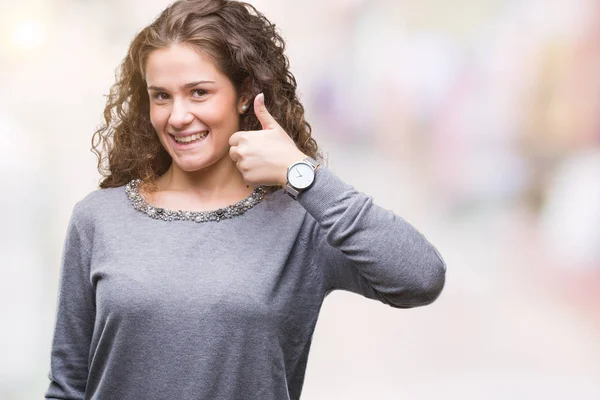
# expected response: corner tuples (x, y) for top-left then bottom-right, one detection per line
(299, 166), (446, 308)
(227, 94), (444, 307)
(45, 202), (95, 399)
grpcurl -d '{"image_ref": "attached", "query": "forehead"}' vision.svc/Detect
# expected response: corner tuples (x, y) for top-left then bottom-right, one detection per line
(144, 43), (225, 86)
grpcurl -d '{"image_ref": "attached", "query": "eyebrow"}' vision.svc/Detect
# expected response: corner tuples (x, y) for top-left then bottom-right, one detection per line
(147, 80), (216, 91)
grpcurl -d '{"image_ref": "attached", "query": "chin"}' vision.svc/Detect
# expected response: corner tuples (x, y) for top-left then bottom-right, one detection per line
(173, 157), (222, 173)
(168, 149), (231, 174)
(177, 162), (208, 172)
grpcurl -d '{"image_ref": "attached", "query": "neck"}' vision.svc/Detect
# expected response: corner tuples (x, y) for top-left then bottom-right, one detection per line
(156, 158), (254, 204)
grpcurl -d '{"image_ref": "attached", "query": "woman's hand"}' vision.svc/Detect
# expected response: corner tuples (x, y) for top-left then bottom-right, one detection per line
(229, 93), (307, 187)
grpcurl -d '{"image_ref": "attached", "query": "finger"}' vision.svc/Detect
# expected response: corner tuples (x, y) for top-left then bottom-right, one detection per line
(229, 146), (239, 163)
(229, 131), (242, 147)
(229, 130), (263, 145)
(254, 93), (278, 130)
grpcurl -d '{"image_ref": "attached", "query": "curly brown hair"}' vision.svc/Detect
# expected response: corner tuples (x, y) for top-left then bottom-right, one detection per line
(92, 0), (321, 192)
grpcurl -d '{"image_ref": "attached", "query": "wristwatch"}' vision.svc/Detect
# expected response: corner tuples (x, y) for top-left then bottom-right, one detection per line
(284, 156), (320, 200)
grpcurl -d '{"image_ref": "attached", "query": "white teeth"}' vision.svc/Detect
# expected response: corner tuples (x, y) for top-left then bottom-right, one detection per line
(174, 131), (208, 143)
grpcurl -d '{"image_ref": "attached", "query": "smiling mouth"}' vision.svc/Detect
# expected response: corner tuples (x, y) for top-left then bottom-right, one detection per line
(170, 131), (209, 144)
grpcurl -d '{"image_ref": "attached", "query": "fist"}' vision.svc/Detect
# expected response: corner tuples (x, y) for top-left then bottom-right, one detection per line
(229, 93), (307, 186)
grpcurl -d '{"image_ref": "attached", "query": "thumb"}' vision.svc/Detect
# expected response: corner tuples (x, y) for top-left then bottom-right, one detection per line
(254, 93), (277, 130)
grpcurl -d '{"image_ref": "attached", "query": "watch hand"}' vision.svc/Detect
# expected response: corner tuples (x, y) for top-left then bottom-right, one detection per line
(296, 171), (302, 178)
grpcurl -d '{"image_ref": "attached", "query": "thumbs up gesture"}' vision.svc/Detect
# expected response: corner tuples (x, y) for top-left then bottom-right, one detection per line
(229, 93), (307, 187)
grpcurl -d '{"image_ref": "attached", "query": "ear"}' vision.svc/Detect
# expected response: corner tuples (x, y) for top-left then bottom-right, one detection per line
(237, 77), (254, 114)
(238, 101), (249, 114)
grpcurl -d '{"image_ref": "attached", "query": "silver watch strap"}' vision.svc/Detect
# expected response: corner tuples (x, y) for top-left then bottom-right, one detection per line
(303, 156), (319, 169)
(284, 184), (301, 200)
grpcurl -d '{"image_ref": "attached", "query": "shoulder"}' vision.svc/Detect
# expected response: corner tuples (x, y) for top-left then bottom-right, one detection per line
(75, 185), (126, 214)
(70, 184), (128, 230)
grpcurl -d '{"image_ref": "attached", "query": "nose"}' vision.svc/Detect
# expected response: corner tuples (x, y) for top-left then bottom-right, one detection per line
(168, 98), (194, 129)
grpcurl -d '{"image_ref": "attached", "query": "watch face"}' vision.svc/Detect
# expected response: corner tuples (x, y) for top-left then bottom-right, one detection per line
(288, 162), (315, 189)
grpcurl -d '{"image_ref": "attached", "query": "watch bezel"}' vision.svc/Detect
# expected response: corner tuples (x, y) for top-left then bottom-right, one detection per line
(284, 156), (320, 200)
(286, 161), (316, 190)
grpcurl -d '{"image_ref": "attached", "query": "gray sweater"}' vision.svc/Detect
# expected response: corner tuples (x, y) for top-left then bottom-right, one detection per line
(45, 165), (446, 400)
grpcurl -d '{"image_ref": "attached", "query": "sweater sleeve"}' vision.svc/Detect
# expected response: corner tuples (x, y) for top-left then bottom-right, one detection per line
(45, 201), (95, 399)
(297, 166), (446, 308)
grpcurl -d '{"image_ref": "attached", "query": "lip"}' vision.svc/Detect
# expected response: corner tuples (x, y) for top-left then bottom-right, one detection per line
(168, 131), (209, 150)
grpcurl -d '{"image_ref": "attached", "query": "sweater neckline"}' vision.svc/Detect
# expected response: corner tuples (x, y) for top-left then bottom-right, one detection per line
(124, 178), (268, 223)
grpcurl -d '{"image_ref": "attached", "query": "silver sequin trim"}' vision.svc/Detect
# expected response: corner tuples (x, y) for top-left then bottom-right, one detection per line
(125, 179), (267, 223)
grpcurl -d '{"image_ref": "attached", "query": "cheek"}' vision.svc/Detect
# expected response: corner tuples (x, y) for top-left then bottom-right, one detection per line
(207, 105), (240, 132)
(149, 107), (167, 131)
(204, 96), (239, 123)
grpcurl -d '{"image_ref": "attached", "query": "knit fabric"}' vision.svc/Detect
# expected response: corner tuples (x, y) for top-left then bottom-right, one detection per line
(45, 165), (446, 400)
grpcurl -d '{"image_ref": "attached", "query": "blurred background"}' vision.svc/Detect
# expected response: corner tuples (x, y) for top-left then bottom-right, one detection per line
(1, 0), (599, 398)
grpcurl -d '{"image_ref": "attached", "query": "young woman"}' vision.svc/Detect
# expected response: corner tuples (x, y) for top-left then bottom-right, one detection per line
(45, 1), (446, 399)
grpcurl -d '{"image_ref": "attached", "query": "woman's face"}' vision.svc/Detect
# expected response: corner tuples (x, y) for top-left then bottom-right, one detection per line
(145, 43), (246, 174)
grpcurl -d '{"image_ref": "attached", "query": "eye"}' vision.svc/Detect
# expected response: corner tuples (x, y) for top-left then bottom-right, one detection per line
(151, 92), (170, 101)
(192, 89), (208, 97)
